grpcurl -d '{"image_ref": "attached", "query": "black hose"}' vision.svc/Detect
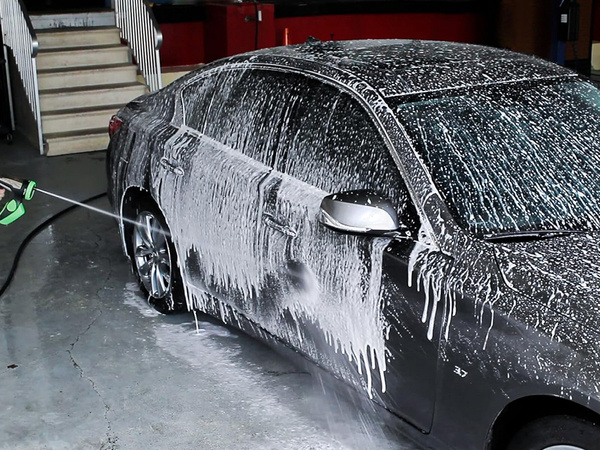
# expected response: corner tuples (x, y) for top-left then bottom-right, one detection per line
(0, 192), (108, 298)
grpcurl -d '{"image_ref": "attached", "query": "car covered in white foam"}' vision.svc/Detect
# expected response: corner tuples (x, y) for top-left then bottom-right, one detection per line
(107, 39), (600, 449)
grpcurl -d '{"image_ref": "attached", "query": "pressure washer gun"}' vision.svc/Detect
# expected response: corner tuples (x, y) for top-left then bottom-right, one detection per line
(0, 176), (36, 226)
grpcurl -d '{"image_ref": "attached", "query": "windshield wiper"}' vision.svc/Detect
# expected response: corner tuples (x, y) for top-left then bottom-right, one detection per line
(483, 229), (586, 243)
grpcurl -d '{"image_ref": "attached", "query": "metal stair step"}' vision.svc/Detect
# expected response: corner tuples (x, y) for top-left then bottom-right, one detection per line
(37, 44), (130, 70)
(36, 27), (121, 49)
(38, 63), (137, 90)
(44, 127), (110, 156)
(42, 104), (124, 135)
(39, 82), (147, 112)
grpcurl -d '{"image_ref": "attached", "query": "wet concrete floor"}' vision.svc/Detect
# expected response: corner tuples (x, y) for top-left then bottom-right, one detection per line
(0, 138), (424, 449)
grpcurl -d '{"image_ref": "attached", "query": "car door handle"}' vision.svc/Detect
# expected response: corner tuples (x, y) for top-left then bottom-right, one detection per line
(263, 213), (297, 238)
(160, 157), (184, 176)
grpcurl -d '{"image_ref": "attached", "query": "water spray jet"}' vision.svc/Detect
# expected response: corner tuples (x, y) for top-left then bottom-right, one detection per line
(0, 175), (169, 236)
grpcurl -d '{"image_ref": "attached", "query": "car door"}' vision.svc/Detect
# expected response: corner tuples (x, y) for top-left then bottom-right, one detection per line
(256, 75), (444, 432)
(154, 68), (301, 316)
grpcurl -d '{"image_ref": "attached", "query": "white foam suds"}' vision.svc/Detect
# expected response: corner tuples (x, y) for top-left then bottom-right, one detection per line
(123, 282), (160, 318)
(152, 126), (395, 397)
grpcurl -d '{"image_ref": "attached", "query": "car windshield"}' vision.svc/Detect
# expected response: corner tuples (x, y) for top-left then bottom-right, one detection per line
(390, 79), (600, 237)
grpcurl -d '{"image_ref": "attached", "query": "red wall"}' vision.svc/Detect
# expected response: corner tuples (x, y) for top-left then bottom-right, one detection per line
(159, 10), (487, 67)
(204, 3), (276, 64)
(275, 13), (486, 46)
(159, 21), (205, 67)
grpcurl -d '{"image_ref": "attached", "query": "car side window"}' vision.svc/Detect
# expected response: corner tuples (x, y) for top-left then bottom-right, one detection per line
(178, 74), (217, 130)
(181, 69), (301, 168)
(279, 83), (419, 230)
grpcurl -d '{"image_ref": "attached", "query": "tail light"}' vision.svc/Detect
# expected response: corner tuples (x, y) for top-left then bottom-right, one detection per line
(108, 115), (123, 137)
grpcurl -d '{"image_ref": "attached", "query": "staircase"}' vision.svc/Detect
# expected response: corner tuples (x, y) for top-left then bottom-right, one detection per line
(1, 2), (161, 156)
(34, 21), (147, 155)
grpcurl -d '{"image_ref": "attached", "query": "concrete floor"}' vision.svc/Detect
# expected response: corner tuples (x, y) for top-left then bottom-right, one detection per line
(0, 135), (424, 450)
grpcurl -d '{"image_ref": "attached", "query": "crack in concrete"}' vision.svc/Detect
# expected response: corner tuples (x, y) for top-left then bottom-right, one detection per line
(90, 218), (120, 450)
(95, 253), (114, 300)
(66, 309), (119, 449)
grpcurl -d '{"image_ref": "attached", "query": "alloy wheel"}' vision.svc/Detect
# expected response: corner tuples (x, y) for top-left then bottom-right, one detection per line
(133, 211), (172, 298)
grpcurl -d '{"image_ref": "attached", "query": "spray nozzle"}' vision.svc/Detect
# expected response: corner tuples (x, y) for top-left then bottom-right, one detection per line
(0, 176), (37, 226)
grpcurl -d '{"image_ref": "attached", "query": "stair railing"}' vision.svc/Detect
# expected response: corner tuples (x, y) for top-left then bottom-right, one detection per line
(114, 0), (163, 92)
(0, 0), (43, 152)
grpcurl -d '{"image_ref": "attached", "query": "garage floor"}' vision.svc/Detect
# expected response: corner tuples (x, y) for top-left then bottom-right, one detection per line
(0, 136), (424, 450)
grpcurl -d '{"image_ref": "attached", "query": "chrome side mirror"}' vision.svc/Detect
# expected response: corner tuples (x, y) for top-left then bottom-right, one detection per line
(318, 190), (400, 235)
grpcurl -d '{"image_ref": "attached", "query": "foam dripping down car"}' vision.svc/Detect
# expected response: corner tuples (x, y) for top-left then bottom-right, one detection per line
(107, 39), (600, 450)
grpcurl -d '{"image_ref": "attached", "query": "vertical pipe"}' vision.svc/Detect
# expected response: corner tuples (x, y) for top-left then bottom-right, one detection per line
(551, 0), (567, 64)
(283, 27), (290, 46)
(31, 57), (42, 154)
(3, 44), (15, 130)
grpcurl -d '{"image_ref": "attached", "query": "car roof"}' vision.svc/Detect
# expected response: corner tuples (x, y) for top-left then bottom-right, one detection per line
(230, 39), (578, 98)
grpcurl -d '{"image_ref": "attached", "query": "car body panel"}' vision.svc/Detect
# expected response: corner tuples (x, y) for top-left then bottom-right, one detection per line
(156, 126), (272, 302)
(495, 234), (600, 332)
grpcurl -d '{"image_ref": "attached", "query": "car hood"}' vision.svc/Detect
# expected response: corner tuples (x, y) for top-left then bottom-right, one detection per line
(493, 232), (600, 330)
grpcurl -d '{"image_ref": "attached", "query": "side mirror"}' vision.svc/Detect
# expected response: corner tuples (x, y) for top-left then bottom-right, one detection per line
(318, 190), (400, 235)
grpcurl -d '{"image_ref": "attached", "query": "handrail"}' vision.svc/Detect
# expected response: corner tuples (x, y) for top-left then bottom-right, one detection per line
(0, 0), (43, 152)
(114, 0), (163, 92)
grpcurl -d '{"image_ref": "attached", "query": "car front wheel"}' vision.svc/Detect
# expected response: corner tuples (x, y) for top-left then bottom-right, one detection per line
(507, 415), (600, 450)
(128, 199), (185, 313)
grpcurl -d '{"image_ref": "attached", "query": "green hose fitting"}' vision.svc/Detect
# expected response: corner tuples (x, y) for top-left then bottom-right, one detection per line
(0, 200), (26, 226)
(24, 180), (36, 201)
(0, 178), (37, 226)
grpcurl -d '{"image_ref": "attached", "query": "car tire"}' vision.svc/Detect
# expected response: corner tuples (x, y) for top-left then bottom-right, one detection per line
(127, 198), (186, 314)
(507, 415), (600, 450)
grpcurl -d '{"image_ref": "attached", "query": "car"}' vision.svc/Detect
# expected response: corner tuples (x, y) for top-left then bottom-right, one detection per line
(106, 38), (600, 449)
